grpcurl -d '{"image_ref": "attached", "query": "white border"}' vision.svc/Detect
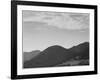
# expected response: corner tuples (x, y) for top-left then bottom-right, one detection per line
(17, 5), (94, 75)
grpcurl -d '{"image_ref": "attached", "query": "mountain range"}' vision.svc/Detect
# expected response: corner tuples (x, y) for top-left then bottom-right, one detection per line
(23, 42), (89, 68)
(23, 50), (40, 62)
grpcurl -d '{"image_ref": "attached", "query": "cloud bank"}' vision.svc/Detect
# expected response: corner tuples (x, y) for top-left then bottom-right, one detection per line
(23, 11), (89, 30)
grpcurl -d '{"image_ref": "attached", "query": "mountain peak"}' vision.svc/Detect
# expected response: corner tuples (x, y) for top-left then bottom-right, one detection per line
(46, 45), (66, 50)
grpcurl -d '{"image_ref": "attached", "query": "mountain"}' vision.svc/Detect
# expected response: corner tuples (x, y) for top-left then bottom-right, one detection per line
(24, 45), (70, 68)
(24, 42), (89, 68)
(23, 50), (41, 62)
(56, 42), (89, 66)
(70, 42), (89, 59)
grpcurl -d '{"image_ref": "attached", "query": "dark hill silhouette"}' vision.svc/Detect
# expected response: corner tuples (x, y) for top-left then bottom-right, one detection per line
(57, 42), (89, 66)
(24, 45), (70, 68)
(70, 42), (89, 59)
(24, 42), (89, 68)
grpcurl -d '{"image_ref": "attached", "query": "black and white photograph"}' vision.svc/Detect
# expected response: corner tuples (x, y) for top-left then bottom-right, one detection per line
(11, 1), (97, 79)
(23, 11), (90, 68)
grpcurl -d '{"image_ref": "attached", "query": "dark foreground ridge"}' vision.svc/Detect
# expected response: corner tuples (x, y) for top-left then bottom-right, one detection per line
(24, 42), (89, 68)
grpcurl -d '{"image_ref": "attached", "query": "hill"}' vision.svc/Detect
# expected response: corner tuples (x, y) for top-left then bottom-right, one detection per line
(24, 42), (89, 68)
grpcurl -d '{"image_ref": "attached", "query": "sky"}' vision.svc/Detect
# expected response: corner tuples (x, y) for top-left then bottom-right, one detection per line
(22, 10), (89, 52)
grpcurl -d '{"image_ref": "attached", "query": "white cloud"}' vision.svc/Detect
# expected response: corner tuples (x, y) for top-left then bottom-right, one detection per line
(23, 11), (89, 30)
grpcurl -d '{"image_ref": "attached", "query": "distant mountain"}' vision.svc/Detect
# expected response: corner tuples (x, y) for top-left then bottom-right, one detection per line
(23, 50), (41, 62)
(24, 42), (89, 68)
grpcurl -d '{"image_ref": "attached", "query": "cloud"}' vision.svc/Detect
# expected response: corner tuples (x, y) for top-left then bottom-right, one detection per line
(23, 11), (89, 30)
